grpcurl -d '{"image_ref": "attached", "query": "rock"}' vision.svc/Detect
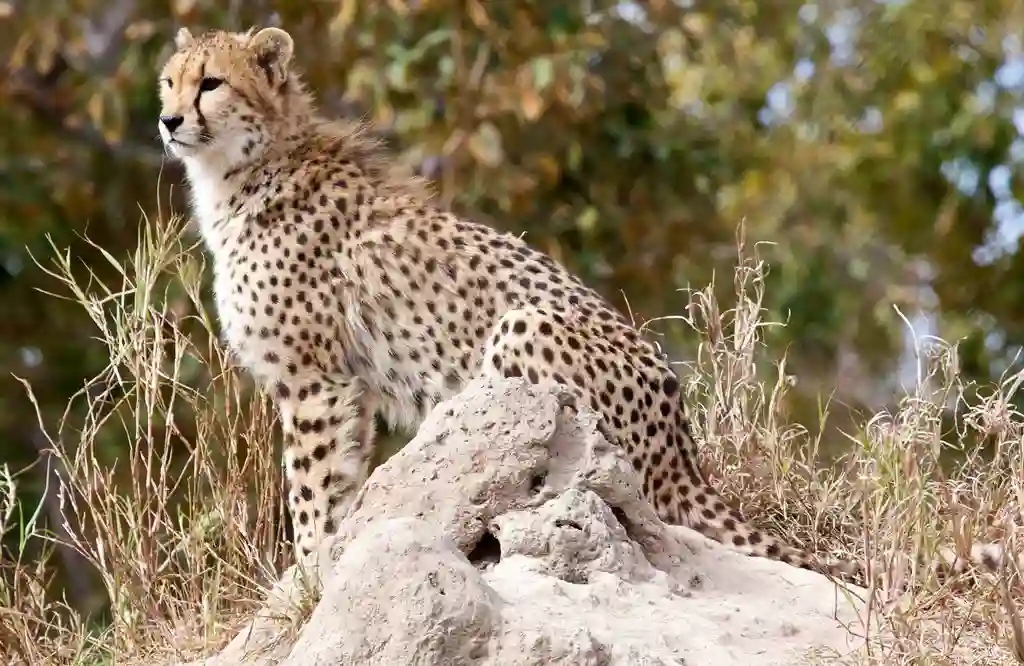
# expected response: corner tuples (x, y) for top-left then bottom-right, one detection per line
(173, 376), (865, 666)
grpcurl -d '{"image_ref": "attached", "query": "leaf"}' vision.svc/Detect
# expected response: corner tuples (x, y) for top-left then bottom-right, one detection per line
(893, 90), (920, 114)
(577, 206), (599, 234)
(467, 0), (490, 29)
(567, 141), (583, 171)
(520, 88), (545, 121)
(535, 154), (560, 184)
(531, 57), (555, 92)
(171, 0), (197, 17)
(385, 60), (409, 91)
(330, 0), (360, 38)
(407, 29), (453, 63)
(467, 122), (504, 167)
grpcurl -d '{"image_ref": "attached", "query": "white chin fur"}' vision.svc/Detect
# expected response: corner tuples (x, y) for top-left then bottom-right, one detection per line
(168, 141), (195, 158)
(159, 126), (200, 159)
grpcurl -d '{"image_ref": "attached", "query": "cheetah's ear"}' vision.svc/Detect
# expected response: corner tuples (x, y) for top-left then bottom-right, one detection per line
(174, 27), (195, 50)
(248, 27), (294, 84)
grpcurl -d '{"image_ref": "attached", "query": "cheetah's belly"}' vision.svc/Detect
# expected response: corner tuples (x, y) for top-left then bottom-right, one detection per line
(336, 294), (490, 433)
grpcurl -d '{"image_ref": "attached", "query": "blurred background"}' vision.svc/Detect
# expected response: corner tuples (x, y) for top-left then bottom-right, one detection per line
(1, 0), (1024, 624)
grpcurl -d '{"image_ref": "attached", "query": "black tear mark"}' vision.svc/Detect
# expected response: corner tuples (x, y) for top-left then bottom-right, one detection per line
(467, 531), (502, 568)
(193, 62), (208, 137)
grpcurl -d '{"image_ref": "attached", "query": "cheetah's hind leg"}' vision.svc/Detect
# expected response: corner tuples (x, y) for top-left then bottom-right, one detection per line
(475, 305), (654, 498)
(476, 306), (868, 586)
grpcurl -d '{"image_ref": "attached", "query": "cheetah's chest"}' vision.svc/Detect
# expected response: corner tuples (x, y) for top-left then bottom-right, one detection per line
(212, 228), (346, 386)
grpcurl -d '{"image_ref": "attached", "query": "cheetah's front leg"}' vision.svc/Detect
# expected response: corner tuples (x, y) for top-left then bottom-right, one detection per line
(274, 376), (378, 560)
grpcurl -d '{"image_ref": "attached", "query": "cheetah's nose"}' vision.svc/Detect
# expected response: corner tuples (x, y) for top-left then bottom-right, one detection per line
(160, 115), (184, 132)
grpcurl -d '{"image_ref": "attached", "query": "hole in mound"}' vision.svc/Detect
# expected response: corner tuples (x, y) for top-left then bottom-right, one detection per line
(610, 505), (630, 529)
(467, 530), (502, 569)
(563, 569), (589, 585)
(529, 472), (547, 494)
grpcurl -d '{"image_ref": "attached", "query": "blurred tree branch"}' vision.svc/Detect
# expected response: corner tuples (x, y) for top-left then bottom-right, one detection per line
(2, 59), (164, 167)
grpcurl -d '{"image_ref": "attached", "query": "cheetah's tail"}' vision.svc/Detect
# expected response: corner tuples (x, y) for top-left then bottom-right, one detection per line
(692, 507), (1023, 592)
(688, 511), (866, 585)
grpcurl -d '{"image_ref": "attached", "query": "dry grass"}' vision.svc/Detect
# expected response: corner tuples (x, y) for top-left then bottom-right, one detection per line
(0, 215), (1022, 665)
(1, 213), (288, 665)
(656, 228), (1024, 665)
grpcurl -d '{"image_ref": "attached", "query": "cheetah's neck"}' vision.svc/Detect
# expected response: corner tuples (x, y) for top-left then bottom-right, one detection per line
(181, 111), (427, 254)
(181, 160), (244, 252)
(181, 124), (311, 253)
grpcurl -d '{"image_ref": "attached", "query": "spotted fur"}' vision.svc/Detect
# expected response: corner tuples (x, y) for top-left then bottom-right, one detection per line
(158, 26), (1016, 588)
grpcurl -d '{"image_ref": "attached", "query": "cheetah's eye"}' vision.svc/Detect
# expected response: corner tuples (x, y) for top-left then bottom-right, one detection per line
(163, 77), (173, 89)
(199, 77), (224, 92)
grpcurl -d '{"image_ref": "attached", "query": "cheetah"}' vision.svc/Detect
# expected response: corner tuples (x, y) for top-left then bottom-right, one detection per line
(157, 25), (1014, 588)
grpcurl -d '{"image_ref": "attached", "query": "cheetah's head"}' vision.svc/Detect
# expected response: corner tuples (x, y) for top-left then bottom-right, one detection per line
(157, 26), (298, 169)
